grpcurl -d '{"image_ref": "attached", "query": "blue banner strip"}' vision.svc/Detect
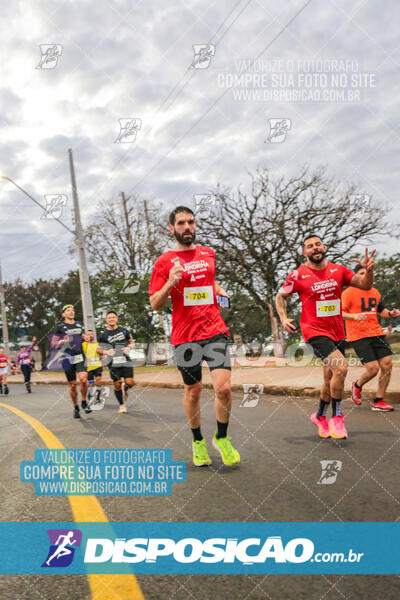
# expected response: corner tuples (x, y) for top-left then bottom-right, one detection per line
(0, 522), (399, 574)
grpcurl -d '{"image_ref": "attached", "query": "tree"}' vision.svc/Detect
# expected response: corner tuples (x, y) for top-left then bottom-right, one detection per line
(3, 272), (82, 360)
(374, 253), (400, 323)
(198, 166), (398, 354)
(83, 193), (171, 344)
(83, 193), (168, 275)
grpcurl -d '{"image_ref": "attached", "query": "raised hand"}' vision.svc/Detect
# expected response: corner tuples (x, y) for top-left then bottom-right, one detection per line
(354, 248), (376, 271)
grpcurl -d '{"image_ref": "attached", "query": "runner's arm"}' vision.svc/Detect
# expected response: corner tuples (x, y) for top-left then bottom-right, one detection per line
(275, 291), (297, 333)
(349, 271), (374, 290)
(150, 280), (175, 310)
(215, 283), (228, 296)
(350, 248), (375, 289)
(123, 337), (136, 355)
(150, 264), (182, 310)
(342, 311), (367, 321)
(379, 308), (400, 318)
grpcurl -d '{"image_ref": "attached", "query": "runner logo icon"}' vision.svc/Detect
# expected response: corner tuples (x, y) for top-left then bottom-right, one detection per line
(265, 118), (291, 143)
(41, 529), (82, 567)
(317, 460), (342, 485)
(240, 384), (264, 408)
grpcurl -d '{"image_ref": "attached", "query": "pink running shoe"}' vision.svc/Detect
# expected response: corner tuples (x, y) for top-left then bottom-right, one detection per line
(351, 381), (362, 406)
(371, 400), (394, 412)
(329, 415), (348, 439)
(310, 412), (330, 438)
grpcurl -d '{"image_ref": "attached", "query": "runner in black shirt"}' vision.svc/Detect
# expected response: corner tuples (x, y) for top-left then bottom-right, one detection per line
(98, 311), (135, 413)
(54, 304), (90, 418)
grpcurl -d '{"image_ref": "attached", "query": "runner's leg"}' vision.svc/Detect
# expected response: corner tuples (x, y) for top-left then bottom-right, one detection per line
(183, 382), (202, 430)
(376, 355), (392, 399)
(316, 365), (332, 420)
(68, 380), (78, 406)
(210, 368), (232, 437)
(94, 375), (103, 401)
(326, 349), (348, 404)
(78, 371), (88, 405)
(324, 349), (348, 438)
(355, 360), (379, 388)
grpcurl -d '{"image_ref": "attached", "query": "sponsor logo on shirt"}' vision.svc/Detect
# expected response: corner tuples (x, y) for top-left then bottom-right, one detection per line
(105, 332), (127, 344)
(183, 260), (210, 274)
(311, 279), (339, 293)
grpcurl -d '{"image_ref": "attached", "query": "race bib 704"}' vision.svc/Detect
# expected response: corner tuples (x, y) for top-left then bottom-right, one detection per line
(183, 286), (214, 306)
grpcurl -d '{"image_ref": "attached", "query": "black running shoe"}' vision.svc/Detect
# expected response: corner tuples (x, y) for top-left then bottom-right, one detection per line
(81, 400), (92, 414)
(4, 385), (9, 395)
(74, 406), (81, 419)
(26, 383), (32, 394)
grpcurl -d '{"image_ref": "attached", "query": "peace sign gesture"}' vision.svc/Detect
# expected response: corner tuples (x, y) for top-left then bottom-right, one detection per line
(354, 248), (376, 271)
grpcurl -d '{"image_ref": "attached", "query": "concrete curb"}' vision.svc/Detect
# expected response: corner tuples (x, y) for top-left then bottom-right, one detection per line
(16, 379), (400, 403)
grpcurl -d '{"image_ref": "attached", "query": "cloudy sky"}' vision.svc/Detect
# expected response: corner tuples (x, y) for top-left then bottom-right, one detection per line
(0, 0), (398, 284)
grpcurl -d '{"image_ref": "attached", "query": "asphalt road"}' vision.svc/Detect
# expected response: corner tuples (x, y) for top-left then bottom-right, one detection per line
(1, 383), (400, 600)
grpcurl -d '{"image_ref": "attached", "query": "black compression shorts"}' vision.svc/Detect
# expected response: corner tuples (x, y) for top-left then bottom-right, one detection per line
(87, 367), (103, 380)
(307, 336), (346, 362)
(109, 365), (134, 381)
(63, 361), (86, 382)
(174, 333), (231, 385)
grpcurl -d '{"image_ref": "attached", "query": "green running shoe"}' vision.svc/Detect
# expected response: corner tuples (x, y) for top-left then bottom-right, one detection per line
(192, 439), (212, 466)
(212, 432), (240, 466)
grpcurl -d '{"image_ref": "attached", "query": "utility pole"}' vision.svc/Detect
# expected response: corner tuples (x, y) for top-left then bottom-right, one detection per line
(143, 198), (168, 346)
(68, 149), (95, 335)
(121, 192), (135, 268)
(0, 262), (10, 355)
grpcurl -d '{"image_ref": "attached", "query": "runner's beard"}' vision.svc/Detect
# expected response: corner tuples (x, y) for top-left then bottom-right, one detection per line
(308, 250), (326, 264)
(174, 230), (196, 246)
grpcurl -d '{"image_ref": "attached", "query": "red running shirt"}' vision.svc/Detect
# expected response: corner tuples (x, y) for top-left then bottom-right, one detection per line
(148, 245), (229, 345)
(280, 262), (355, 342)
(0, 354), (8, 368)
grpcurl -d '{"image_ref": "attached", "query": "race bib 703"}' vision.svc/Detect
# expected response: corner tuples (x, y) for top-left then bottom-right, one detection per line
(316, 299), (340, 317)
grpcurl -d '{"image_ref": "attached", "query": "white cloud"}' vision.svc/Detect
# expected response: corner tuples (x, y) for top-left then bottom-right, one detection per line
(0, 0), (398, 282)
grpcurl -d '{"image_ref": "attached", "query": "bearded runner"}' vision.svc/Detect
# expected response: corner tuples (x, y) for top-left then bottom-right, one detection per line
(149, 205), (240, 467)
(276, 235), (376, 440)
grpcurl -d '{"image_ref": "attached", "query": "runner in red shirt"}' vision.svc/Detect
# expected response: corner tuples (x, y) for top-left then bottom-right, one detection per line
(275, 234), (376, 440)
(149, 206), (240, 467)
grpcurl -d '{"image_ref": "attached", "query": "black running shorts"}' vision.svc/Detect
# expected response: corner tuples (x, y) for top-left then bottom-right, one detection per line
(110, 365), (134, 381)
(307, 336), (346, 361)
(352, 335), (393, 364)
(87, 367), (103, 381)
(174, 333), (231, 385)
(63, 360), (86, 382)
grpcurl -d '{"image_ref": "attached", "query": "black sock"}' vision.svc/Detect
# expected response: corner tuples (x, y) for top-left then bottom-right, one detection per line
(331, 397), (342, 417)
(115, 389), (123, 405)
(216, 421), (228, 439)
(354, 381), (362, 389)
(191, 427), (203, 442)
(374, 397), (382, 404)
(317, 398), (329, 419)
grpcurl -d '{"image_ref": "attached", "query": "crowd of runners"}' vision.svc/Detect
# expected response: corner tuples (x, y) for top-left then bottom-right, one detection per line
(1, 206), (399, 465)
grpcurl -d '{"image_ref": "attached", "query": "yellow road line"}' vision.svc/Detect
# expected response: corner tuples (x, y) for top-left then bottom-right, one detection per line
(0, 402), (145, 600)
